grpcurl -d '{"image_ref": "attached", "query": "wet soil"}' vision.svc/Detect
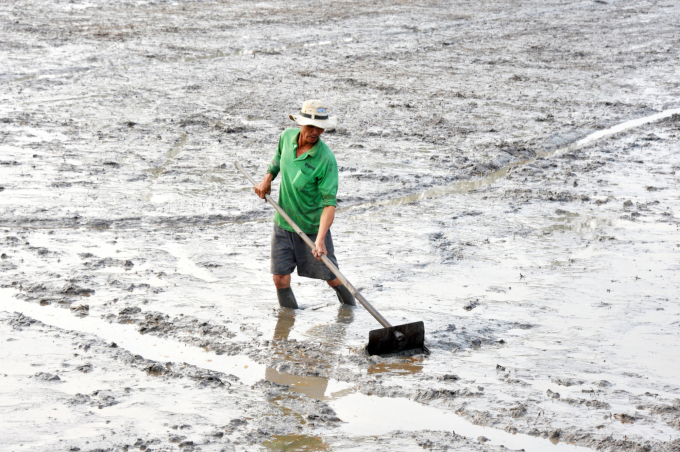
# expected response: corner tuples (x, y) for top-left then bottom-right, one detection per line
(2, 0), (680, 451)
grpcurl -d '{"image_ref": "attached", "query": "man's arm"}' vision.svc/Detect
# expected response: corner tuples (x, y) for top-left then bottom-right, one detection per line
(255, 134), (284, 198)
(313, 154), (339, 260)
(312, 205), (335, 260)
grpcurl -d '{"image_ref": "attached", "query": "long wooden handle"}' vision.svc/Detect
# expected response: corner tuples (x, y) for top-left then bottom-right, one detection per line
(235, 161), (393, 329)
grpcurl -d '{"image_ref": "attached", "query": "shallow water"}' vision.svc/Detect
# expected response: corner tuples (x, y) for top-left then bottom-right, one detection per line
(0, 288), (265, 385)
(330, 394), (594, 451)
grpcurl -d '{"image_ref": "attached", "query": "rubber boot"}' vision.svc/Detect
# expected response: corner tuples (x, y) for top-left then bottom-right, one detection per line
(332, 285), (356, 306)
(277, 287), (299, 309)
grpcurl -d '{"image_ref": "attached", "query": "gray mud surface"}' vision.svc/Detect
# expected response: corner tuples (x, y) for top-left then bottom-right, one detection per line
(2, 0), (680, 451)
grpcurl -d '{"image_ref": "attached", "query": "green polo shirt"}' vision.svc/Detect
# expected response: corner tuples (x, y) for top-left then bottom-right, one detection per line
(267, 128), (338, 234)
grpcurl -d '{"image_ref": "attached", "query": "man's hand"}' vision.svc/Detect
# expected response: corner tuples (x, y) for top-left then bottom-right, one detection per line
(312, 236), (327, 261)
(254, 173), (273, 199)
(312, 206), (335, 261)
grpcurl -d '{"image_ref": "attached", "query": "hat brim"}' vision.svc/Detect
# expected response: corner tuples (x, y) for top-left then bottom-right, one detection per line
(290, 114), (337, 130)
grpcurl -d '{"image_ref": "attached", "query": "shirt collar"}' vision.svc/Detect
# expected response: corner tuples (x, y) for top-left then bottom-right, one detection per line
(292, 130), (321, 159)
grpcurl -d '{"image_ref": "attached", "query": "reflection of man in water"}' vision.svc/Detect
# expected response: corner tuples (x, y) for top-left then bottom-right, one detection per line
(265, 306), (354, 399)
(254, 100), (355, 309)
(266, 307), (420, 396)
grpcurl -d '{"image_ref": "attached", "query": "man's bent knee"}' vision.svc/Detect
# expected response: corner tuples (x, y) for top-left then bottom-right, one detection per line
(326, 278), (342, 288)
(273, 274), (291, 289)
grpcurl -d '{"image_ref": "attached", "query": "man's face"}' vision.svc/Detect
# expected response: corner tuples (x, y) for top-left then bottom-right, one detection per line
(300, 125), (324, 144)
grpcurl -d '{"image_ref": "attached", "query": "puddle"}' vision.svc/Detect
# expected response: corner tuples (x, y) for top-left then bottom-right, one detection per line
(367, 357), (423, 376)
(273, 309), (297, 341)
(545, 214), (615, 234)
(167, 242), (219, 283)
(330, 393), (593, 452)
(265, 368), (330, 400)
(262, 434), (329, 452)
(571, 108), (680, 149)
(0, 288), (264, 384)
(0, 309), (251, 450)
(338, 167), (513, 211)
(262, 306), (592, 452)
(265, 308), (354, 400)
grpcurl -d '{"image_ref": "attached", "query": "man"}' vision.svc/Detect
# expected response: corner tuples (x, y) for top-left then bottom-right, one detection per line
(254, 100), (355, 309)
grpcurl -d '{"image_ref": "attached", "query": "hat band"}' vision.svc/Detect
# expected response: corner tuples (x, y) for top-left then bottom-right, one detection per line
(299, 111), (328, 120)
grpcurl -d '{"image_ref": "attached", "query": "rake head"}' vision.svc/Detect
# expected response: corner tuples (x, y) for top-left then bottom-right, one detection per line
(366, 321), (426, 356)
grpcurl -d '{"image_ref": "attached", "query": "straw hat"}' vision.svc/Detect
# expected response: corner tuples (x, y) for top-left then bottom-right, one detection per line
(289, 99), (338, 129)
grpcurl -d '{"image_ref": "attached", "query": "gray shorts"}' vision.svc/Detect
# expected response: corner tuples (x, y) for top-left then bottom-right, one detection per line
(270, 224), (339, 280)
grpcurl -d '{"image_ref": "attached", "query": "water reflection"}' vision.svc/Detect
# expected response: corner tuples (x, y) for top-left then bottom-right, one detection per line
(263, 434), (329, 452)
(546, 214), (615, 234)
(265, 368), (329, 400)
(336, 304), (354, 325)
(265, 306), (354, 400)
(266, 305), (423, 400)
(273, 307), (296, 341)
(368, 356), (423, 376)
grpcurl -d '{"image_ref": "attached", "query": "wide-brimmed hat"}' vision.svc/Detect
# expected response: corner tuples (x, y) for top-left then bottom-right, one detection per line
(289, 99), (338, 129)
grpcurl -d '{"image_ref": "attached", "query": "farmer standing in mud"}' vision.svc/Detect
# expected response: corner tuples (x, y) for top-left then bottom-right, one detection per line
(253, 100), (355, 309)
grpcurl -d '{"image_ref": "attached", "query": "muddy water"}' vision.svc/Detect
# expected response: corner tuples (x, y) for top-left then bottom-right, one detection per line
(330, 394), (594, 452)
(1, 288), (265, 384)
(3, 0), (680, 450)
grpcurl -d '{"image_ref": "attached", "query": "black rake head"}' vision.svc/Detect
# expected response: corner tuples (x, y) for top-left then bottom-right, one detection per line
(366, 321), (426, 356)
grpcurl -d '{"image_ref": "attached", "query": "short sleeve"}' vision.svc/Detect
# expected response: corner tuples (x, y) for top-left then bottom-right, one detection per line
(267, 133), (284, 178)
(317, 156), (338, 207)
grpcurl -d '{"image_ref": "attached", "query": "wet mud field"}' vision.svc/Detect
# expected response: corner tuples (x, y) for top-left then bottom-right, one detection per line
(2, 0), (680, 450)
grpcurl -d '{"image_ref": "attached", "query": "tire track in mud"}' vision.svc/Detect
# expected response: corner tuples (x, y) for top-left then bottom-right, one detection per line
(339, 108), (680, 212)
